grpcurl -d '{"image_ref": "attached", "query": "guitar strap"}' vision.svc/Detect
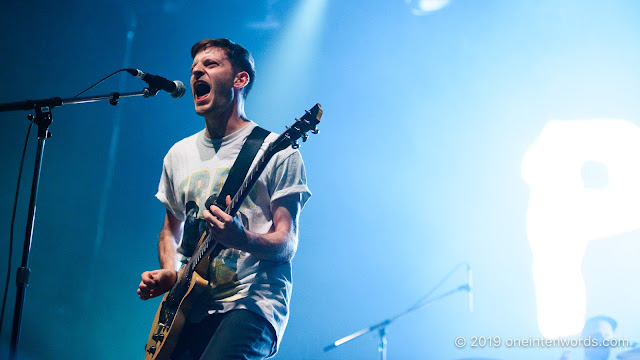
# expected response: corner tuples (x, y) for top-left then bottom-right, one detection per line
(211, 125), (270, 210)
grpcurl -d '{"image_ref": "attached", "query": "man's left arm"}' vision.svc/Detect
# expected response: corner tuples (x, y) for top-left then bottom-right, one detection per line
(203, 193), (302, 262)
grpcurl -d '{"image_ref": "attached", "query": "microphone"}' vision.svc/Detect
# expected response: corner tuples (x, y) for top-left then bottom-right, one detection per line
(467, 264), (473, 312)
(126, 68), (186, 98)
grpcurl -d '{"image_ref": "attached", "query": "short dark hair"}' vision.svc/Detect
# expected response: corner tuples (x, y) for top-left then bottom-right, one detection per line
(190, 38), (256, 98)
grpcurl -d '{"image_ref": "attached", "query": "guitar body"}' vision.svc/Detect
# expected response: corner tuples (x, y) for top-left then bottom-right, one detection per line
(144, 270), (208, 360)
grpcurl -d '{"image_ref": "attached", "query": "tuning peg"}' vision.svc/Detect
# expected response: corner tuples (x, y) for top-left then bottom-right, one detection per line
(301, 133), (308, 142)
(311, 128), (319, 134)
(291, 140), (299, 149)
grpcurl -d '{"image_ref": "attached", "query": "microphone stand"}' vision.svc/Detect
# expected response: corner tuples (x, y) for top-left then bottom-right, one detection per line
(0, 87), (159, 360)
(324, 264), (470, 360)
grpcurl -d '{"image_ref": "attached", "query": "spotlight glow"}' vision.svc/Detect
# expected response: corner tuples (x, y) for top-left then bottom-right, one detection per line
(406, 0), (451, 15)
(256, 0), (328, 113)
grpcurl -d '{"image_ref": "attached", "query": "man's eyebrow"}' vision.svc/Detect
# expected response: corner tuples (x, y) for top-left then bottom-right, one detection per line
(190, 59), (208, 71)
(190, 56), (228, 72)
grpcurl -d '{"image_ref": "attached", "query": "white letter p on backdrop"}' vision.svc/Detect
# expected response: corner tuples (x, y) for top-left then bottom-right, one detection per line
(522, 119), (640, 338)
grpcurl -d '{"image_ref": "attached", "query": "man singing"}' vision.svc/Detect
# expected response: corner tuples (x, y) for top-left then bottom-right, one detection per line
(137, 38), (311, 359)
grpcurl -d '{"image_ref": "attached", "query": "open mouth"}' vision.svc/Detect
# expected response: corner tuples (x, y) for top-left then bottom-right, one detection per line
(193, 81), (211, 100)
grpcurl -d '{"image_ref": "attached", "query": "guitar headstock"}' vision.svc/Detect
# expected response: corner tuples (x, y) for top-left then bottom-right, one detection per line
(269, 103), (322, 153)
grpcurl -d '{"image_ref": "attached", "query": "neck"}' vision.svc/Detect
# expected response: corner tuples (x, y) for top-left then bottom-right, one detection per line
(203, 96), (249, 139)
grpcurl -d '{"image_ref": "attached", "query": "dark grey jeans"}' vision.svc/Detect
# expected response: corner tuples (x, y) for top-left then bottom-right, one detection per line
(171, 309), (277, 360)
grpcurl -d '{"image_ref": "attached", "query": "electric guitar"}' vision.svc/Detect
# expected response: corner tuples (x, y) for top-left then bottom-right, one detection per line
(144, 104), (322, 360)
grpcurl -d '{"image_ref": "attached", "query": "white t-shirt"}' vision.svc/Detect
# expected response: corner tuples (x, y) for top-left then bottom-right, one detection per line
(155, 121), (311, 349)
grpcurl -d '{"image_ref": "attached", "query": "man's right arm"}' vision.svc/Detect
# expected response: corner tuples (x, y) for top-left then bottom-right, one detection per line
(137, 210), (183, 300)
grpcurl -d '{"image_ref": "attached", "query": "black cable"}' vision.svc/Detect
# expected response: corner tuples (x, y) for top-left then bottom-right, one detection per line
(72, 68), (129, 98)
(0, 117), (35, 337)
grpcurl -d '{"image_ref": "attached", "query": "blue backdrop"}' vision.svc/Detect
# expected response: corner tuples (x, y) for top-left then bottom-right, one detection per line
(1, 1), (639, 359)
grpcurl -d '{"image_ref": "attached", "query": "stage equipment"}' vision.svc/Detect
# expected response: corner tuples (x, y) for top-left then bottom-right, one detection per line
(126, 69), (185, 98)
(324, 262), (472, 360)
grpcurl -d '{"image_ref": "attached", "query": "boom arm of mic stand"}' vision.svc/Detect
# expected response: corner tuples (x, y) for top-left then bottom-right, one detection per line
(0, 88), (156, 113)
(323, 284), (469, 352)
(61, 88), (157, 106)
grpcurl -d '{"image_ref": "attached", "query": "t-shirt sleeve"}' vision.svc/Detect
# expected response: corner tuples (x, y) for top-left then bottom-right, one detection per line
(155, 152), (186, 222)
(268, 150), (311, 209)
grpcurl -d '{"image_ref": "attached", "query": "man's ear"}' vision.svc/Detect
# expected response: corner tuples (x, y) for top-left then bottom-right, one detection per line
(234, 71), (250, 90)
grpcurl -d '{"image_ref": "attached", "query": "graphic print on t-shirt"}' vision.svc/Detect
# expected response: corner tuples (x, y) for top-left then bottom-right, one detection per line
(179, 167), (258, 220)
(178, 166), (260, 297)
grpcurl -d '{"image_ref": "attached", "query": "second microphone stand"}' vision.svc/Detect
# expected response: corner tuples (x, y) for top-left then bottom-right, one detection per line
(324, 263), (471, 360)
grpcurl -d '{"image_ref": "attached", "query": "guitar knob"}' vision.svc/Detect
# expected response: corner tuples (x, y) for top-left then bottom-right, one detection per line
(147, 346), (156, 354)
(152, 333), (165, 342)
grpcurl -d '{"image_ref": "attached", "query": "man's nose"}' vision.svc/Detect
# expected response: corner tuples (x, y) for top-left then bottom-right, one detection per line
(192, 65), (204, 78)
